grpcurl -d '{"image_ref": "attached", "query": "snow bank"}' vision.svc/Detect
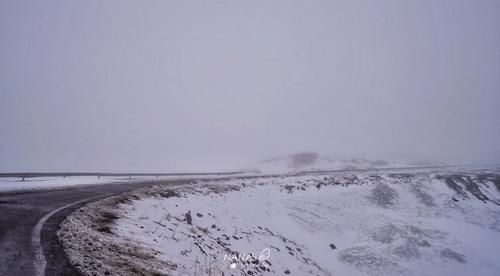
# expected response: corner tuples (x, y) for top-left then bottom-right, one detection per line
(59, 169), (500, 276)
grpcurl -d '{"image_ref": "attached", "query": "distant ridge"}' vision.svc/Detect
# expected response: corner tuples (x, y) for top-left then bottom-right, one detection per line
(248, 152), (434, 174)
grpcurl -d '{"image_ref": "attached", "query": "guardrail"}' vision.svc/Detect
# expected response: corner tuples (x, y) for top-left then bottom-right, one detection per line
(0, 171), (247, 181)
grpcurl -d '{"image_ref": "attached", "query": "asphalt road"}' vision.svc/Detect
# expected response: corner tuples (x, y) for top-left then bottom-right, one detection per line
(0, 178), (195, 276)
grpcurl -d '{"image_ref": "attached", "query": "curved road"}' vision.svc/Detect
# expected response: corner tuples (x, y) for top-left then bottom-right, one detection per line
(0, 178), (195, 276)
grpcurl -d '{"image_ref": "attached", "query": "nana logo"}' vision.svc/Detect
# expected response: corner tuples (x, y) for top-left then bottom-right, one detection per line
(223, 248), (271, 269)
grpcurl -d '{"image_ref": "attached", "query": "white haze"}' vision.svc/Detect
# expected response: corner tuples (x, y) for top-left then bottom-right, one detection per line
(1, 0), (499, 172)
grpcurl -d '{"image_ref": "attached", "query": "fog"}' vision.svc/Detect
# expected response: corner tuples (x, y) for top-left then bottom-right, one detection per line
(1, 0), (499, 172)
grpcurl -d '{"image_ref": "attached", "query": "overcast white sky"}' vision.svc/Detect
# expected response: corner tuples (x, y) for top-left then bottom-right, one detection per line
(1, 0), (499, 172)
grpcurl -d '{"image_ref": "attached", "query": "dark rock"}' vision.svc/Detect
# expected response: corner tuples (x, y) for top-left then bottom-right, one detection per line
(284, 185), (295, 194)
(185, 211), (192, 225)
(157, 189), (180, 198)
(97, 226), (112, 234)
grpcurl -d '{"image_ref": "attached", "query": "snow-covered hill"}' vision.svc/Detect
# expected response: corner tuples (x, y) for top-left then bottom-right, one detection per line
(248, 152), (429, 174)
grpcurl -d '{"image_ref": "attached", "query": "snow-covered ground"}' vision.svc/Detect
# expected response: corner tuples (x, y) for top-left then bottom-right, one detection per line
(0, 176), (128, 192)
(59, 168), (500, 276)
(0, 174), (232, 192)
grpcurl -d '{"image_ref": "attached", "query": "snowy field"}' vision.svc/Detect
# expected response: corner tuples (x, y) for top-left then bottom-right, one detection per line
(0, 174), (243, 192)
(59, 168), (500, 276)
(0, 176), (130, 192)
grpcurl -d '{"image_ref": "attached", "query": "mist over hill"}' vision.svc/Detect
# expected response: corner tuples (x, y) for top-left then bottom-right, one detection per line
(247, 152), (436, 174)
